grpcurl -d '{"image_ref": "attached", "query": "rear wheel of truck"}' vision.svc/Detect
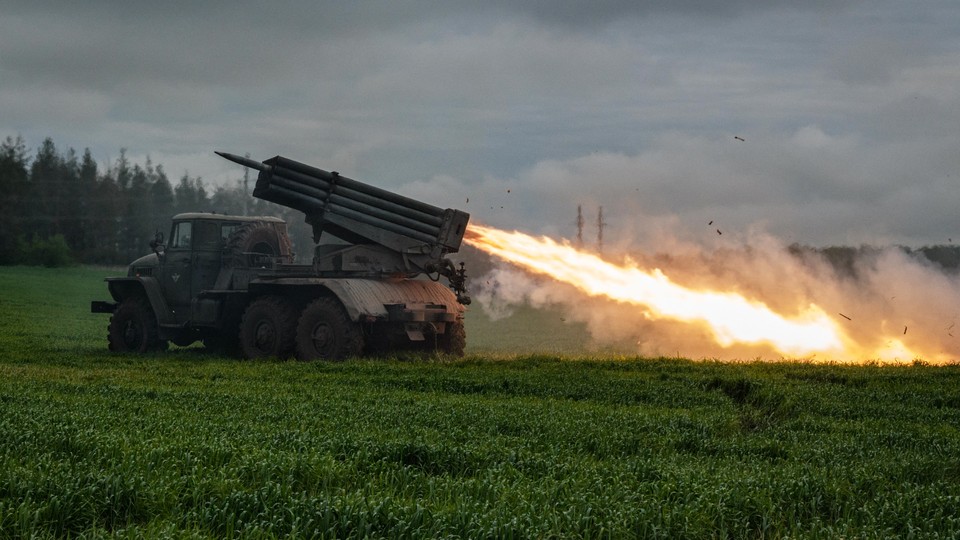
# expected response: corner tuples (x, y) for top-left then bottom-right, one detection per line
(296, 297), (363, 361)
(239, 296), (297, 359)
(438, 319), (466, 356)
(108, 297), (165, 353)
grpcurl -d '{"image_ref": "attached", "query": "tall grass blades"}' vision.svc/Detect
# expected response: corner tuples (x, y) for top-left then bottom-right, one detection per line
(2, 266), (960, 537)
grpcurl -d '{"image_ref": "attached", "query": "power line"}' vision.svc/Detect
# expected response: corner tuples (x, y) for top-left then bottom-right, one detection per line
(597, 206), (607, 254)
(576, 204), (584, 246)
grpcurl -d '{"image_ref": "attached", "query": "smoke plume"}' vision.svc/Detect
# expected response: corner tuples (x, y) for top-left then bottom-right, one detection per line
(471, 227), (960, 363)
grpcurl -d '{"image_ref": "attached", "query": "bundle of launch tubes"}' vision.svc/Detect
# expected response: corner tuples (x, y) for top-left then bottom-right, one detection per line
(217, 152), (467, 252)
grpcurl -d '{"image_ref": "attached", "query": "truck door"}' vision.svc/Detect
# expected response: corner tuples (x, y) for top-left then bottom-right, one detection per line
(160, 220), (194, 316)
(191, 220), (223, 297)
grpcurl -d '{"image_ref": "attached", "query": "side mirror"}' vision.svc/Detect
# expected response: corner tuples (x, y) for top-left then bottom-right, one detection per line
(150, 230), (166, 255)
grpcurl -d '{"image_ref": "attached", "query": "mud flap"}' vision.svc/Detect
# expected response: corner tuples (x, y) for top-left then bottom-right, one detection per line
(405, 323), (425, 341)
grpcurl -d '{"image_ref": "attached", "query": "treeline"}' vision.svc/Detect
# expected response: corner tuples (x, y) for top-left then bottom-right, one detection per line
(0, 136), (312, 266)
(4, 135), (959, 273)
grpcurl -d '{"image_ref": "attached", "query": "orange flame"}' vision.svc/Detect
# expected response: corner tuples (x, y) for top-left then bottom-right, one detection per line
(465, 224), (926, 361)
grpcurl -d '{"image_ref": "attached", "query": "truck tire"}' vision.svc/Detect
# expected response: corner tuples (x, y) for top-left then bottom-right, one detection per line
(108, 297), (165, 353)
(226, 222), (293, 267)
(438, 319), (466, 356)
(296, 297), (363, 361)
(239, 296), (298, 359)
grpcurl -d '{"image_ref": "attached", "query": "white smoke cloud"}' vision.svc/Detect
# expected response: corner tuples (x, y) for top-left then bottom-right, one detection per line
(471, 226), (960, 362)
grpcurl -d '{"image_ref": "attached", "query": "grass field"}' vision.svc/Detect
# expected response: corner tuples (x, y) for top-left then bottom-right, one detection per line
(2, 265), (960, 538)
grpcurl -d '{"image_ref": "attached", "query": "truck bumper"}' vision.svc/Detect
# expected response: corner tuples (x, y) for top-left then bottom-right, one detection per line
(386, 303), (458, 323)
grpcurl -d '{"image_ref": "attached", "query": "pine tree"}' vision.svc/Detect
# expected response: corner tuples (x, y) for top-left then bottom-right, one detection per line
(148, 164), (175, 241)
(60, 148), (84, 252)
(76, 149), (99, 258)
(91, 159), (122, 263)
(0, 136), (29, 263)
(29, 138), (62, 241)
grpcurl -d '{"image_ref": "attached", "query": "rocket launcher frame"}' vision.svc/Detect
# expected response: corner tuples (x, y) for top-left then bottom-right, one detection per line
(216, 152), (470, 271)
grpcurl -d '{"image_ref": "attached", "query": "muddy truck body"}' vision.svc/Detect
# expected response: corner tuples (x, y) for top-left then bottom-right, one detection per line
(92, 152), (470, 360)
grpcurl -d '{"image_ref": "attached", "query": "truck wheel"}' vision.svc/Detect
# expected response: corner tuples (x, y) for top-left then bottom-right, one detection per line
(296, 297), (363, 361)
(226, 222), (293, 267)
(239, 296), (297, 359)
(108, 297), (165, 353)
(438, 319), (466, 356)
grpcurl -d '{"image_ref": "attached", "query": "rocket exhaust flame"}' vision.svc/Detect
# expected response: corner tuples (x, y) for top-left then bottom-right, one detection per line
(465, 224), (935, 362)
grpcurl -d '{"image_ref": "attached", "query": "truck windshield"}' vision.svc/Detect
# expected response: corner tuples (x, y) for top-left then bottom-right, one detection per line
(171, 222), (192, 249)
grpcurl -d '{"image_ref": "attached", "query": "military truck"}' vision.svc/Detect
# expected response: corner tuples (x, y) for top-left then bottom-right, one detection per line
(91, 152), (470, 360)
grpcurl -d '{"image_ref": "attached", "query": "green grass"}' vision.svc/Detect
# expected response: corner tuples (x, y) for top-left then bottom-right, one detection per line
(2, 266), (960, 538)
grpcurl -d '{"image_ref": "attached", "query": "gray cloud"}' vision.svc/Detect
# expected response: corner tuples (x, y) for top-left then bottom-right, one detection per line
(2, 0), (958, 247)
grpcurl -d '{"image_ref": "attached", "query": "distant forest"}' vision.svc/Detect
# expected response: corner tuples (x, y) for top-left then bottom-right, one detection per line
(2, 135), (959, 274)
(0, 136), (313, 266)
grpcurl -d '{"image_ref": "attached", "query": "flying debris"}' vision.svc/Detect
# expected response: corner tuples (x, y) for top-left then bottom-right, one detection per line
(716, 229), (722, 235)
(839, 313), (852, 321)
(734, 136), (745, 142)
(709, 220), (714, 225)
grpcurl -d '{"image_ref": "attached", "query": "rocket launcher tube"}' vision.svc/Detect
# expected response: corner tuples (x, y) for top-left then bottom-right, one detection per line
(222, 150), (448, 228)
(256, 181), (438, 244)
(327, 194), (442, 237)
(261, 173), (443, 237)
(330, 184), (443, 227)
(266, 163), (444, 228)
(253, 183), (325, 214)
(220, 151), (469, 254)
(324, 204), (437, 244)
(266, 155), (444, 218)
(266, 170), (443, 235)
(266, 164), (333, 192)
(267, 174), (329, 203)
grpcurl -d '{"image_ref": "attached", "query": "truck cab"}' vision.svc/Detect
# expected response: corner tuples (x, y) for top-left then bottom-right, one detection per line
(155, 214), (285, 322)
(93, 213), (291, 350)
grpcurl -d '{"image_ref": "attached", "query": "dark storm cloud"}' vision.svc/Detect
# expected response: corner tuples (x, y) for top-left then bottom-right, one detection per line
(1, 0), (958, 246)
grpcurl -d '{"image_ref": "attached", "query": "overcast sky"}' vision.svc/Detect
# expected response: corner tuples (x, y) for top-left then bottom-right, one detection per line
(2, 1), (958, 247)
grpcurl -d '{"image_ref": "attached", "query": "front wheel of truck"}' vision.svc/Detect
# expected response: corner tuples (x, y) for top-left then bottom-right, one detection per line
(108, 297), (165, 353)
